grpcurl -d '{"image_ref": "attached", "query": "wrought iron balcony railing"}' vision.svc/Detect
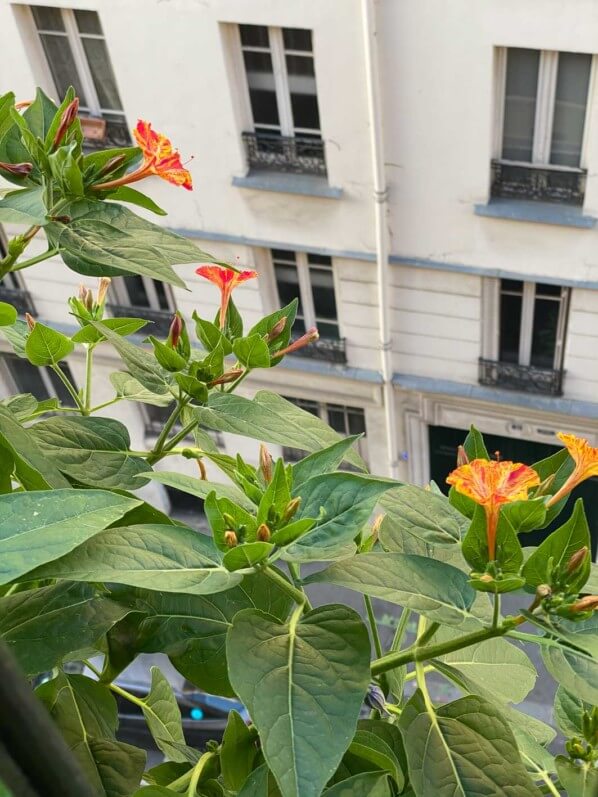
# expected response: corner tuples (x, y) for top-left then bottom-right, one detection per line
(0, 287), (36, 317)
(107, 304), (173, 337)
(490, 159), (586, 206)
(479, 358), (564, 396)
(82, 116), (132, 152)
(288, 335), (347, 365)
(241, 132), (327, 177)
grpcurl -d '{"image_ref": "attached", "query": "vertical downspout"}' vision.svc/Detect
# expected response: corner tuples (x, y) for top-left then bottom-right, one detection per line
(361, 0), (399, 479)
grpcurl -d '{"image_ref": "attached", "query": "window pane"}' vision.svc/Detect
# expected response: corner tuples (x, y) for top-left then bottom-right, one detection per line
(316, 321), (339, 339)
(502, 48), (540, 162)
(47, 363), (78, 407)
(38, 34), (88, 105)
(307, 253), (331, 266)
(327, 407), (347, 434)
(32, 6), (65, 31)
(283, 28), (312, 52)
(536, 282), (562, 297)
(531, 296), (560, 368)
(74, 10), (103, 34)
(286, 54), (320, 131)
(4, 356), (50, 400)
(348, 409), (366, 436)
(240, 24), (269, 48)
(153, 279), (171, 311)
(274, 260), (305, 334)
(550, 52), (592, 167)
(243, 51), (280, 127)
(310, 266), (338, 328)
(80, 37), (123, 110)
(122, 276), (150, 308)
(499, 291), (522, 363)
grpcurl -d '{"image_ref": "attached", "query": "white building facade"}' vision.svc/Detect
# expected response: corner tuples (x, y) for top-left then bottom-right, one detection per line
(2, 0), (598, 545)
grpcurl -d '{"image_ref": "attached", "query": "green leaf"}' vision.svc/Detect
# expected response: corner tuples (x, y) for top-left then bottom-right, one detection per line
(105, 186), (167, 215)
(0, 488), (139, 584)
(233, 333), (271, 368)
(237, 765), (269, 797)
(248, 299), (298, 358)
(25, 322), (74, 365)
(142, 762), (190, 787)
(25, 87), (60, 140)
(324, 773), (392, 796)
(196, 391), (366, 470)
(285, 473), (395, 561)
(48, 202), (209, 287)
(556, 757), (598, 797)
(27, 523), (242, 595)
(554, 686), (592, 738)
(501, 498), (547, 534)
(109, 371), (172, 405)
(72, 317), (148, 344)
(292, 436), (365, 486)
(37, 670), (146, 797)
(91, 321), (171, 394)
(31, 416), (151, 490)
(193, 313), (233, 355)
(49, 141), (84, 196)
(0, 318), (28, 357)
(0, 582), (129, 675)
(379, 485), (466, 547)
(0, 303), (17, 327)
(223, 541), (273, 571)
(462, 506), (523, 574)
(533, 447), (574, 527)
(144, 470), (255, 509)
(306, 553), (478, 628)
(0, 187), (47, 225)
(139, 667), (186, 762)
(522, 499), (591, 591)
(257, 458), (291, 526)
(347, 730), (403, 789)
(221, 710), (258, 791)
(463, 425), (490, 460)
(227, 605), (371, 797)
(542, 616), (598, 704)
(148, 335), (187, 372)
(110, 571), (292, 697)
(400, 694), (541, 796)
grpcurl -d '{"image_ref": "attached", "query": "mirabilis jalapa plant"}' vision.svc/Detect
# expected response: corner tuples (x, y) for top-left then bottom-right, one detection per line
(0, 89), (597, 797)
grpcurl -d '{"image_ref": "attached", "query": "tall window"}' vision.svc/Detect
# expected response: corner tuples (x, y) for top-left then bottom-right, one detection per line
(30, 6), (128, 143)
(493, 48), (593, 204)
(0, 353), (77, 407)
(109, 276), (174, 336)
(272, 250), (339, 340)
(499, 280), (569, 370)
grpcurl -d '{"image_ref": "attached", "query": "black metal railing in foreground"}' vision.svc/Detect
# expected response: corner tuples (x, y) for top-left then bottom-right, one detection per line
(241, 131), (327, 177)
(490, 159), (586, 206)
(479, 358), (564, 396)
(107, 304), (173, 337)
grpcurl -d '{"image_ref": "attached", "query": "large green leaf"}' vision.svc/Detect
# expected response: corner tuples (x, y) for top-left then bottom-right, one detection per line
(47, 202), (208, 286)
(196, 391), (366, 469)
(0, 318), (28, 357)
(109, 371), (172, 405)
(139, 667), (186, 762)
(144, 470), (255, 510)
(0, 488), (139, 584)
(26, 523), (242, 595)
(555, 757), (598, 797)
(553, 686), (592, 738)
(110, 572), (292, 697)
(346, 730), (403, 789)
(31, 416), (151, 490)
(0, 582), (129, 675)
(306, 553), (478, 628)
(0, 405), (70, 489)
(292, 437), (365, 487)
(401, 694), (541, 796)
(284, 473), (395, 561)
(221, 710), (258, 791)
(542, 616), (598, 704)
(324, 773), (392, 796)
(227, 605), (371, 797)
(379, 485), (466, 547)
(0, 186), (47, 224)
(25, 322), (74, 365)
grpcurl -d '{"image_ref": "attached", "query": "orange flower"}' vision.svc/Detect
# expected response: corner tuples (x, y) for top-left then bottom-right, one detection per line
(92, 119), (192, 192)
(196, 265), (258, 329)
(447, 459), (540, 560)
(547, 433), (598, 507)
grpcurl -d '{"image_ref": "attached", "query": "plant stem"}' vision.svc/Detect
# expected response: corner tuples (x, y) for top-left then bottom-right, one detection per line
(84, 659), (146, 709)
(187, 753), (216, 796)
(146, 399), (187, 464)
(89, 397), (123, 414)
(506, 630), (553, 647)
(364, 595), (383, 659)
(11, 246), (60, 271)
(167, 769), (193, 791)
(83, 344), (95, 414)
(492, 593), (501, 629)
(416, 620), (440, 648)
(161, 417), (198, 453)
(404, 665), (434, 682)
(415, 616), (434, 713)
(50, 363), (85, 412)
(225, 368), (251, 393)
(261, 564), (312, 610)
(390, 608), (412, 653)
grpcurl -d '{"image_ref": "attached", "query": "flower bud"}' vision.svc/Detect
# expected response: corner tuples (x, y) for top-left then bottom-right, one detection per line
(259, 444), (273, 484)
(569, 595), (598, 614)
(208, 368), (243, 387)
(370, 514), (384, 544)
(456, 445), (469, 466)
(96, 277), (111, 307)
(49, 215), (71, 224)
(197, 459), (207, 480)
(222, 513), (237, 529)
(53, 97), (79, 148)
(14, 100), (32, 110)
(224, 530), (238, 548)
(273, 327), (319, 358)
(257, 523), (271, 542)
(167, 313), (183, 348)
(0, 161), (33, 177)
(25, 312), (36, 331)
(535, 473), (556, 497)
(566, 546), (589, 576)
(266, 316), (287, 343)
(478, 573), (494, 583)
(364, 683), (388, 716)
(97, 154), (126, 178)
(282, 497), (301, 523)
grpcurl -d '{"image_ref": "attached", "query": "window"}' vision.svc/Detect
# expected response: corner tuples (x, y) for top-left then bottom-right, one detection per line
(493, 48), (593, 204)
(30, 6), (129, 146)
(237, 25), (325, 175)
(0, 353), (78, 407)
(282, 396), (367, 466)
(109, 276), (174, 337)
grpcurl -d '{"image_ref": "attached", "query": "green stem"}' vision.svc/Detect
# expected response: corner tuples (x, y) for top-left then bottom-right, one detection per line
(161, 417), (198, 452)
(88, 397), (123, 414)
(416, 621), (440, 648)
(225, 368), (251, 393)
(506, 630), (553, 647)
(146, 400), (187, 464)
(261, 565), (311, 610)
(371, 623), (509, 676)
(404, 665), (434, 682)
(83, 344), (95, 414)
(364, 595), (383, 659)
(415, 616), (434, 713)
(390, 608), (412, 653)
(167, 769), (193, 791)
(50, 363), (85, 412)
(492, 594), (501, 629)
(187, 752), (216, 796)
(11, 247), (60, 272)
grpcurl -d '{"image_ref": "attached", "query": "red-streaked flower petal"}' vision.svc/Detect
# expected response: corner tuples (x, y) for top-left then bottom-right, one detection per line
(446, 459), (540, 507)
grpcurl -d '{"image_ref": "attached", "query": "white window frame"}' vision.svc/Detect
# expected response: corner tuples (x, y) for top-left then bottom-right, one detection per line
(271, 250), (340, 337)
(235, 25), (321, 137)
(110, 276), (175, 313)
(27, 5), (124, 119)
(494, 47), (595, 169)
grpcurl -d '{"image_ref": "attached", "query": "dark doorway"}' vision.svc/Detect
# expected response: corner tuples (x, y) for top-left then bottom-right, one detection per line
(429, 424), (598, 556)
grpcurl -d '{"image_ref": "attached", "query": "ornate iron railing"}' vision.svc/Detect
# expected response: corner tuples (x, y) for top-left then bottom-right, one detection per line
(479, 358), (564, 396)
(490, 159), (586, 206)
(288, 335), (347, 364)
(0, 287), (36, 317)
(82, 117), (132, 151)
(107, 304), (172, 337)
(241, 131), (327, 176)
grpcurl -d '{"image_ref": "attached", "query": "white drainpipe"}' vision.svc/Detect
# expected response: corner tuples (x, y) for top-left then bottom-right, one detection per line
(361, 0), (400, 479)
